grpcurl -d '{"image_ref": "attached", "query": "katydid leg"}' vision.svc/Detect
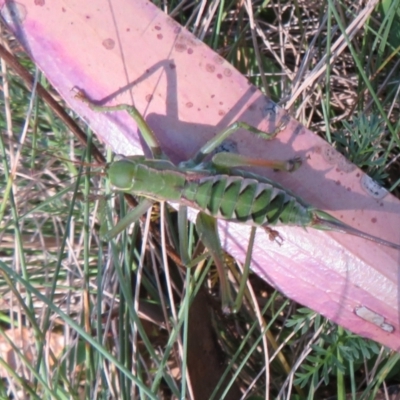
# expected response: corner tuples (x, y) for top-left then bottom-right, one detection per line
(233, 226), (257, 313)
(196, 212), (233, 314)
(186, 121), (282, 167)
(75, 90), (165, 159)
(177, 205), (190, 266)
(211, 152), (302, 172)
(103, 198), (154, 240)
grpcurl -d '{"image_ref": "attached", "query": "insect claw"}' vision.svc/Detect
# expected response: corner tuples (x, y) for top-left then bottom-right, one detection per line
(73, 87), (89, 102)
(264, 227), (283, 245)
(287, 156), (303, 172)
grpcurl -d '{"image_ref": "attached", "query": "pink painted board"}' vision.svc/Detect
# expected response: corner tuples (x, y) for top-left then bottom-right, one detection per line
(1, 0), (399, 349)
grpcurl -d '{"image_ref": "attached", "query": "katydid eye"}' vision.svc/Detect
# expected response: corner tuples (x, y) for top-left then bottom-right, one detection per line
(107, 160), (135, 190)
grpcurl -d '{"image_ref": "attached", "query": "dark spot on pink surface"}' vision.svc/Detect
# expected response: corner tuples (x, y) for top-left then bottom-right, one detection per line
(62, 7), (66, 12)
(187, 48), (193, 54)
(218, 110), (225, 116)
(371, 217), (377, 223)
(145, 94), (153, 102)
(205, 64), (215, 73)
(217, 73), (223, 79)
(102, 38), (115, 50)
(224, 68), (232, 77)
(174, 26), (181, 34)
(219, 101), (223, 105)
(35, 0), (45, 5)
(155, 25), (161, 30)
(249, 104), (256, 111)
(85, 15), (91, 19)
(186, 102), (193, 108)
(211, 94), (215, 98)
(169, 63), (176, 69)
(356, 173), (360, 177)
(335, 180), (340, 186)
(175, 43), (186, 52)
(157, 33), (163, 40)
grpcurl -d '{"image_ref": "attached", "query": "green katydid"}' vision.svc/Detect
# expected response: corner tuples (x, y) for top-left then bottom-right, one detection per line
(75, 89), (400, 313)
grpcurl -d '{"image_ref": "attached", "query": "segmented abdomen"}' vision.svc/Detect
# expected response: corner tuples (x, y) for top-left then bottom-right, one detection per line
(182, 175), (314, 227)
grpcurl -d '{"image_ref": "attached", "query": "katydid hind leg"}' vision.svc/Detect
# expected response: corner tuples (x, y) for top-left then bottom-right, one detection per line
(177, 205), (191, 266)
(211, 152), (302, 173)
(195, 212), (233, 313)
(233, 226), (257, 313)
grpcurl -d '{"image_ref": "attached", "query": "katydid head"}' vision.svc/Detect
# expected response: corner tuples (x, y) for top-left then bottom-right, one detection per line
(106, 159), (137, 191)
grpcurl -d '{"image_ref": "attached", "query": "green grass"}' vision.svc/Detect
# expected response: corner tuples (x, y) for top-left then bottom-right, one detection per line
(1, 0), (400, 399)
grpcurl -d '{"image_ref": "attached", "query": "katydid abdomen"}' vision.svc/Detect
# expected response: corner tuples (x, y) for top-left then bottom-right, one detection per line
(182, 175), (312, 227)
(107, 157), (400, 250)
